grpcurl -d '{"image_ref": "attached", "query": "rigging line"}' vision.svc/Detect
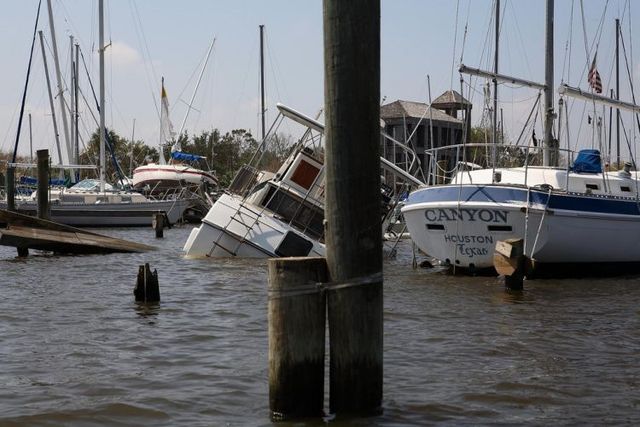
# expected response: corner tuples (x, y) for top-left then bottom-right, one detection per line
(458, 0), (471, 64)
(266, 30), (289, 111)
(619, 115), (636, 168)
(449, 0), (461, 90)
(506, 1), (534, 80)
(130, 0), (160, 118)
(12, 0), (43, 164)
(560, 0), (575, 84)
(619, 20), (640, 141)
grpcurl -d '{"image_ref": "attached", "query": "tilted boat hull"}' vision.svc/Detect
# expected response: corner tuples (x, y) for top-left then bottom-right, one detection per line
(183, 193), (325, 258)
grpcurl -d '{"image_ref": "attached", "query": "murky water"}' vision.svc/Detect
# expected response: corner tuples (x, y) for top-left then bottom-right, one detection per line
(0, 226), (639, 425)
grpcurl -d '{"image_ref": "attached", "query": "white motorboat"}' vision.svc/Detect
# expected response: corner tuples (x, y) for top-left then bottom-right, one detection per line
(184, 103), (423, 258)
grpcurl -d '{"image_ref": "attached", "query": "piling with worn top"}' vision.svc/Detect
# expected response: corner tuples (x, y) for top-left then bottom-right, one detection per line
(268, 257), (327, 420)
(36, 149), (50, 220)
(323, 0), (383, 416)
(152, 211), (165, 238)
(6, 167), (15, 212)
(134, 263), (160, 303)
(494, 238), (525, 290)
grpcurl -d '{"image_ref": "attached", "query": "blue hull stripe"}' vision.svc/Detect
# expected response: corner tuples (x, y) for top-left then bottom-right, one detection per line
(406, 185), (640, 216)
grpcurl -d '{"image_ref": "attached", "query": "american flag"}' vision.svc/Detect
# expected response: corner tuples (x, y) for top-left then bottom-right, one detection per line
(588, 54), (603, 94)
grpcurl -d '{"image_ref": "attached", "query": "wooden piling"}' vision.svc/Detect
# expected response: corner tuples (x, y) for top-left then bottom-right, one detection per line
(6, 167), (15, 212)
(323, 0), (383, 416)
(494, 238), (525, 290)
(152, 211), (164, 238)
(134, 263), (160, 303)
(268, 257), (327, 420)
(36, 149), (50, 220)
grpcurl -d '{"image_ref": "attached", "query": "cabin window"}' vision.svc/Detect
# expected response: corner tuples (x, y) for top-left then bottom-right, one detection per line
(290, 159), (320, 190)
(621, 186), (632, 192)
(262, 186), (324, 238)
(586, 183), (599, 190)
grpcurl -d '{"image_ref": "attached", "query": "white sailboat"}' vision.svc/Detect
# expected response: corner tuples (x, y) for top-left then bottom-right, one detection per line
(402, 0), (640, 274)
(5, 0), (192, 227)
(132, 80), (218, 195)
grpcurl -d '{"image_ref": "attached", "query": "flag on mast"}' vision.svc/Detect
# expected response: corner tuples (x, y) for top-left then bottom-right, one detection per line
(158, 77), (175, 165)
(588, 53), (603, 94)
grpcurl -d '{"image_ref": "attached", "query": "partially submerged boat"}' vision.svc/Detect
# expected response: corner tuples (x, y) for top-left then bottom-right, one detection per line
(183, 103), (423, 257)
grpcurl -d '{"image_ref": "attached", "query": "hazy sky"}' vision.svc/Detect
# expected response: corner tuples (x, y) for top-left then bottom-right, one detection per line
(1, 0), (638, 162)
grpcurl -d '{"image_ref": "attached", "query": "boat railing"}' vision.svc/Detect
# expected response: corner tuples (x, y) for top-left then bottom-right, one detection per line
(228, 165), (260, 197)
(422, 142), (610, 186)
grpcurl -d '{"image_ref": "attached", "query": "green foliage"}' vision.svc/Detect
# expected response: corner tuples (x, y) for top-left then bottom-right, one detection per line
(79, 126), (294, 188)
(81, 129), (159, 181)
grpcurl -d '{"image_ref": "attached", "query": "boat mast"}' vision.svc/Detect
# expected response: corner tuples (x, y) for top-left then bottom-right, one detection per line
(46, 0), (73, 166)
(75, 42), (80, 178)
(492, 0), (499, 171)
(38, 30), (64, 165)
(543, 0), (556, 166)
(99, 0), (106, 192)
(260, 24), (266, 141)
(616, 18), (620, 167)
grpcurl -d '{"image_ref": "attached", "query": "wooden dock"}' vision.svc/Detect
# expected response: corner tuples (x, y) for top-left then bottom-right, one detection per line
(0, 209), (154, 254)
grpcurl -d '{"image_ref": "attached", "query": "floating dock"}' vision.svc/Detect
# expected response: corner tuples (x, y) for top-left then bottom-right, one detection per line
(0, 209), (154, 254)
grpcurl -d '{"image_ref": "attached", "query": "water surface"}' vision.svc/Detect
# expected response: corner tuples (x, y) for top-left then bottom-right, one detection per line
(0, 226), (638, 425)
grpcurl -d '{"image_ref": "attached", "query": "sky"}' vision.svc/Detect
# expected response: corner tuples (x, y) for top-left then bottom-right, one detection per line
(1, 0), (639, 164)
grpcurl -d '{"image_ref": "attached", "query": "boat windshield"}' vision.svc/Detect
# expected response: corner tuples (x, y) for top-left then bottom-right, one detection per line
(70, 179), (114, 192)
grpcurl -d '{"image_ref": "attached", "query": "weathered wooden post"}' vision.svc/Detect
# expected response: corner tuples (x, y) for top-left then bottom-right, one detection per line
(324, 0), (383, 416)
(134, 263), (160, 303)
(36, 149), (50, 220)
(494, 238), (525, 290)
(6, 167), (15, 212)
(152, 211), (165, 238)
(268, 257), (327, 420)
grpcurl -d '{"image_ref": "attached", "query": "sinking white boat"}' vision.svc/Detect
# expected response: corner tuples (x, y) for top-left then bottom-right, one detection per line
(184, 103), (423, 258)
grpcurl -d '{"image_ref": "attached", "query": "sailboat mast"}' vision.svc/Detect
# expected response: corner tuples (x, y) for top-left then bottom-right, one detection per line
(99, 0), (105, 192)
(492, 0), (499, 169)
(260, 24), (266, 141)
(543, 0), (555, 166)
(38, 30), (64, 165)
(46, 0), (73, 166)
(616, 18), (620, 167)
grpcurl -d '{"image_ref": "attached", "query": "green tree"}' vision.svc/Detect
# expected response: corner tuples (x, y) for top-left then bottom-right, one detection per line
(80, 129), (158, 181)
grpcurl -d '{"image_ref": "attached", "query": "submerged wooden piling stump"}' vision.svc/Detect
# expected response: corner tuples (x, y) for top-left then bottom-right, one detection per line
(152, 212), (165, 238)
(17, 247), (28, 257)
(494, 238), (525, 290)
(134, 263), (160, 303)
(268, 257), (327, 420)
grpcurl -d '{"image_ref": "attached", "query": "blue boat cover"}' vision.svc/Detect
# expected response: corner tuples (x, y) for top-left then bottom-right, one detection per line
(19, 176), (68, 186)
(572, 149), (602, 173)
(171, 151), (205, 162)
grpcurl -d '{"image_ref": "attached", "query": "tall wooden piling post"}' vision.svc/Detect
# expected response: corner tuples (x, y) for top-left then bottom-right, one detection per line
(6, 167), (16, 212)
(323, 0), (383, 415)
(36, 149), (50, 220)
(268, 257), (327, 420)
